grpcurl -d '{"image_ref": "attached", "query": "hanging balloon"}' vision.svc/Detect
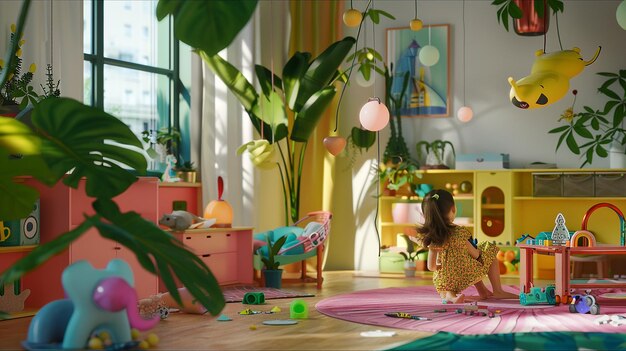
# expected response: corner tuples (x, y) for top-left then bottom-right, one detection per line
(359, 98), (389, 132)
(617, 0), (626, 30)
(457, 106), (473, 123)
(323, 136), (347, 156)
(419, 45), (440, 67)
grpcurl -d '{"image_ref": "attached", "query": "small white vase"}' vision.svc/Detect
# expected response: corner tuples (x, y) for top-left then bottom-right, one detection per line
(609, 143), (626, 169)
(404, 261), (416, 277)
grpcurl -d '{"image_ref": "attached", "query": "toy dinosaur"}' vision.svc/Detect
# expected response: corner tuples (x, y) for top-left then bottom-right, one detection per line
(508, 46), (601, 109)
(158, 211), (215, 231)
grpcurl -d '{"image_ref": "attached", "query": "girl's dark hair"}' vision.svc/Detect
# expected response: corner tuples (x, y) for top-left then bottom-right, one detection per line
(416, 189), (456, 247)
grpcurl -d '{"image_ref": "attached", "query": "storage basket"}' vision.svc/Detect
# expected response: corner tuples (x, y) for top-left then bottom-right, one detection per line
(533, 173), (562, 197)
(562, 173), (595, 197)
(595, 172), (626, 197)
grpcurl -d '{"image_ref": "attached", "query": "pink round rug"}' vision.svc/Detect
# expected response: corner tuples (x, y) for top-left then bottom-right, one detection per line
(315, 285), (626, 335)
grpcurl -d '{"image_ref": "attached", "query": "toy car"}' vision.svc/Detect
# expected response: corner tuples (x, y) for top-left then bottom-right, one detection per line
(519, 285), (557, 305)
(569, 293), (600, 315)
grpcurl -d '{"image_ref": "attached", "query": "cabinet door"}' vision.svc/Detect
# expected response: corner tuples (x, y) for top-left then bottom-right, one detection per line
(69, 228), (116, 268)
(199, 252), (238, 285)
(475, 171), (513, 245)
(116, 247), (159, 299)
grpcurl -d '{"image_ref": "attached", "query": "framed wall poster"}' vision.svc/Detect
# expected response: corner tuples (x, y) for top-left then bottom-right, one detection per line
(386, 24), (450, 117)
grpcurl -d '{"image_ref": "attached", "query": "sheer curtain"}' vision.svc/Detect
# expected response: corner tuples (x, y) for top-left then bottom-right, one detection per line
(190, 2), (291, 230)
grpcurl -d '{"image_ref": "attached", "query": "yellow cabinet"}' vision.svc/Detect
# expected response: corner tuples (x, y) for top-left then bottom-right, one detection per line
(475, 171), (514, 245)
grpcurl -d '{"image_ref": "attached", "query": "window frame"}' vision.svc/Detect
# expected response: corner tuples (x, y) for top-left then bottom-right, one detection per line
(83, 0), (182, 165)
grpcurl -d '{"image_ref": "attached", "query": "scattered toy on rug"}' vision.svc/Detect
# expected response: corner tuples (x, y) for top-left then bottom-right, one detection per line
(569, 291), (600, 315)
(384, 312), (430, 321)
(595, 315), (626, 326)
(158, 210), (216, 231)
(519, 285), (557, 306)
(139, 288), (207, 315)
(455, 302), (496, 318)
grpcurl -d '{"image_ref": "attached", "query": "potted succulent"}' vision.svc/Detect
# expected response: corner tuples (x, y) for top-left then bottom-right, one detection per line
(174, 160), (197, 183)
(416, 140), (456, 169)
(259, 235), (288, 289)
(399, 234), (427, 277)
(548, 70), (626, 168)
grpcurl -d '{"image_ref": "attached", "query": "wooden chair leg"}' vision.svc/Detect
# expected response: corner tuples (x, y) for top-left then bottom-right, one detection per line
(300, 260), (307, 281)
(316, 245), (324, 289)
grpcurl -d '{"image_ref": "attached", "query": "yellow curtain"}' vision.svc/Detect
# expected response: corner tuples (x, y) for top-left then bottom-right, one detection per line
(289, 0), (344, 217)
(288, 0), (345, 272)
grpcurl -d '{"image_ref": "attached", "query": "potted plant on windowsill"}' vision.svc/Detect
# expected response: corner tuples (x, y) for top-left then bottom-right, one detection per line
(259, 235), (288, 289)
(174, 160), (197, 183)
(399, 234), (427, 277)
(548, 70), (626, 168)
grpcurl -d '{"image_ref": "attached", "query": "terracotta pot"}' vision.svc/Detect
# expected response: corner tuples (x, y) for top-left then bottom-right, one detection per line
(514, 0), (549, 36)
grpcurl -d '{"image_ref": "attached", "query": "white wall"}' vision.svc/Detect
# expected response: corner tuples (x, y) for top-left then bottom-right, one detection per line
(328, 0), (625, 271)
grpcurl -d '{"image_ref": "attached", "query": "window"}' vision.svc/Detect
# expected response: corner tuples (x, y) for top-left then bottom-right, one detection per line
(83, 0), (190, 170)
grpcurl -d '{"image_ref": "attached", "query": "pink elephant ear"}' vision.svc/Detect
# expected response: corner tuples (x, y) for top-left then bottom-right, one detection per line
(93, 277), (159, 331)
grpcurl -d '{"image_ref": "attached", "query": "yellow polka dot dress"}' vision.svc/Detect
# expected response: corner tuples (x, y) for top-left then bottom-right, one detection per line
(432, 226), (498, 295)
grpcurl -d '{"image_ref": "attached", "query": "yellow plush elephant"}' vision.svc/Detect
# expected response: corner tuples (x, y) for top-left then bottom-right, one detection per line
(508, 47), (601, 109)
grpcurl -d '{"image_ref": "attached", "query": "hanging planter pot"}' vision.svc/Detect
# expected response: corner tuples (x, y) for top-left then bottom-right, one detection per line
(514, 0), (549, 36)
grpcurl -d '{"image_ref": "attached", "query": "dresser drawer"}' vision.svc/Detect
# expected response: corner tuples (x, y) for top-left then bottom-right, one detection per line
(183, 231), (237, 254)
(199, 252), (238, 285)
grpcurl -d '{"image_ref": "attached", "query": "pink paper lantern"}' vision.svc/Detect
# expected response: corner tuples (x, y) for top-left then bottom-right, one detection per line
(359, 98), (389, 131)
(457, 106), (473, 123)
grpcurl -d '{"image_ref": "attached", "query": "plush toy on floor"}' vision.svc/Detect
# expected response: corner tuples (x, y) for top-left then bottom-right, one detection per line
(159, 210), (216, 231)
(23, 259), (159, 350)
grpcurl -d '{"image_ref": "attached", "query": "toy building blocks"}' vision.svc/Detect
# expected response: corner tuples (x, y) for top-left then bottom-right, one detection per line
(243, 292), (265, 305)
(519, 285), (557, 306)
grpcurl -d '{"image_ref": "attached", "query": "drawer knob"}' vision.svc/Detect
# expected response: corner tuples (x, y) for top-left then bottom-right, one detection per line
(202, 254), (211, 257)
(226, 233), (231, 237)
(113, 247), (121, 251)
(206, 235), (211, 239)
(186, 237), (192, 240)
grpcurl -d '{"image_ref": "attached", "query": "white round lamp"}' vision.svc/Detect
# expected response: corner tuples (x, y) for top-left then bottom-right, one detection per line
(359, 98), (389, 131)
(617, 0), (626, 30)
(457, 106), (474, 123)
(419, 45), (440, 67)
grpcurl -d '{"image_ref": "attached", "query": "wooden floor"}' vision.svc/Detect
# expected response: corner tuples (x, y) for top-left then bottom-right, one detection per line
(0, 271), (521, 350)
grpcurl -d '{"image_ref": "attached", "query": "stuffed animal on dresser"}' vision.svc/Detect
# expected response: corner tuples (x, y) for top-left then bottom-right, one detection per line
(158, 211), (216, 231)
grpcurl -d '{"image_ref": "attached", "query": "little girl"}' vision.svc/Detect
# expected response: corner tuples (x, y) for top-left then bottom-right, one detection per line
(416, 189), (517, 303)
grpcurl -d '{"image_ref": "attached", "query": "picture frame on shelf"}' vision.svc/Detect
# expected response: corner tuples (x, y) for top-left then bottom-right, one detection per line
(386, 24), (450, 118)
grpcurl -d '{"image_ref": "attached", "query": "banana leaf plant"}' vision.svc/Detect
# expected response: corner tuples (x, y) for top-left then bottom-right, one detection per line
(0, 0), (260, 319)
(200, 37), (356, 225)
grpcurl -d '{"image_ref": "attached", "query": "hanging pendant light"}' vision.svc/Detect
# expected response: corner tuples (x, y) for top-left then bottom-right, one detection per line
(419, 26), (439, 67)
(359, 97), (389, 132)
(457, 0), (473, 123)
(343, 0), (362, 27)
(617, 0), (626, 30)
(410, 0), (423, 31)
(323, 136), (347, 156)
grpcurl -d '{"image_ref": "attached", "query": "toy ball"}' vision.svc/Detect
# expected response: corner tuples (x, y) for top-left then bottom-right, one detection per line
(410, 18), (423, 31)
(508, 47), (601, 109)
(343, 9), (362, 27)
(359, 99), (389, 131)
(459, 181), (472, 193)
(204, 176), (233, 228)
(419, 45), (440, 67)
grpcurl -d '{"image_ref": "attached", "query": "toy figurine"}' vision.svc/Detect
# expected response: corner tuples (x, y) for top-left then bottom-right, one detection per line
(161, 154), (181, 183)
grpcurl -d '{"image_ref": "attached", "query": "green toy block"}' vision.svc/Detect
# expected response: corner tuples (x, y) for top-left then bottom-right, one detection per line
(243, 292), (265, 305)
(290, 299), (308, 319)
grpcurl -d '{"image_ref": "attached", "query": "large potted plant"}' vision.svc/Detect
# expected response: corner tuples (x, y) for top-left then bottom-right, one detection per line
(548, 70), (626, 168)
(1, 0), (260, 319)
(202, 36), (355, 225)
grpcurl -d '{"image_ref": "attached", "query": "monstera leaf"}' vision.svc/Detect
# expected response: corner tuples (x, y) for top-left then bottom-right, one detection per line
(31, 98), (147, 199)
(156, 0), (258, 57)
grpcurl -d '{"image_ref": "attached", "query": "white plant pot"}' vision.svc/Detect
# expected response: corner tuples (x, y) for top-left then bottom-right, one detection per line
(404, 261), (416, 277)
